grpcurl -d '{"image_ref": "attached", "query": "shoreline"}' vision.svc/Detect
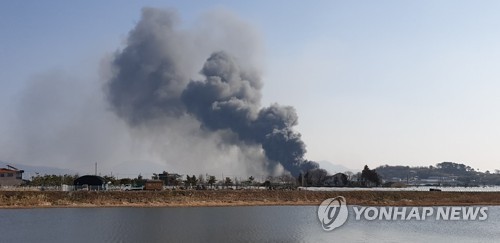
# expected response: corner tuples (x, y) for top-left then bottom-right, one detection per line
(2, 190), (500, 209)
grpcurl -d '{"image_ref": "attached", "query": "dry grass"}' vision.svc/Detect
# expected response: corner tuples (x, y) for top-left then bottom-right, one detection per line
(1, 190), (499, 208)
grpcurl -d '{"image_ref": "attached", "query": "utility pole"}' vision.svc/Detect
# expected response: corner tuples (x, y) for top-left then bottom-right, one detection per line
(95, 162), (97, 176)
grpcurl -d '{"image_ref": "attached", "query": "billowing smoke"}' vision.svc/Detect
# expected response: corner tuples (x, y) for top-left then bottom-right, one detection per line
(106, 8), (189, 124)
(106, 7), (318, 176)
(181, 52), (318, 175)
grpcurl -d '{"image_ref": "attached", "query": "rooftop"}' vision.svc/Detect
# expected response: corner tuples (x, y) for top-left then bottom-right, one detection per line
(0, 168), (22, 173)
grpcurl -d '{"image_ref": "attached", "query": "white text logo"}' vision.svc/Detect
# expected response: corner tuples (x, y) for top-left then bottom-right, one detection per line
(317, 196), (349, 231)
(318, 196), (489, 231)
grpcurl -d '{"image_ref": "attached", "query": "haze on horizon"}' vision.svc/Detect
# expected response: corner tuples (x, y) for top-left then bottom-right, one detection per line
(1, 1), (500, 178)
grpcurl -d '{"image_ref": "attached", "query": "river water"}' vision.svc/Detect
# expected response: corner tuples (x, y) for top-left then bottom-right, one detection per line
(0, 206), (498, 242)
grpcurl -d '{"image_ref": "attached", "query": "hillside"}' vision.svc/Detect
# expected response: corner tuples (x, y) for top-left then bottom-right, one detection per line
(376, 162), (500, 186)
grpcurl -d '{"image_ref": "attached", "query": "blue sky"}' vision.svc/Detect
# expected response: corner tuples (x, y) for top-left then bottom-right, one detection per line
(1, 1), (500, 174)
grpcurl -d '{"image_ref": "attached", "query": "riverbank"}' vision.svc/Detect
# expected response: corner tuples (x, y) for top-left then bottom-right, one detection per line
(1, 190), (500, 208)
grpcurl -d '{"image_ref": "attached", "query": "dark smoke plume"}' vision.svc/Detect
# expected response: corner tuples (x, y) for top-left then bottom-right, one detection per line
(182, 52), (318, 175)
(106, 8), (318, 176)
(106, 8), (189, 125)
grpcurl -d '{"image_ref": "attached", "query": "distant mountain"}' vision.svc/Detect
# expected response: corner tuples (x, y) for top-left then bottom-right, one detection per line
(317, 161), (357, 174)
(0, 161), (77, 179)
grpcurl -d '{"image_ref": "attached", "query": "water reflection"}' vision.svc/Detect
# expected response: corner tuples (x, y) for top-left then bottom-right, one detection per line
(0, 206), (498, 242)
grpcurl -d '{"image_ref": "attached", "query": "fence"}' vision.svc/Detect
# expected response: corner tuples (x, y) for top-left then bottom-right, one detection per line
(0, 185), (123, 192)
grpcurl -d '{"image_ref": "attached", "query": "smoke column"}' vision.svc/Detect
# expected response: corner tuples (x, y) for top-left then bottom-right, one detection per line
(106, 7), (318, 176)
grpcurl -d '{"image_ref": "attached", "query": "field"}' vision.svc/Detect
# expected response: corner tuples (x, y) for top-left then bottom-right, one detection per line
(1, 190), (500, 208)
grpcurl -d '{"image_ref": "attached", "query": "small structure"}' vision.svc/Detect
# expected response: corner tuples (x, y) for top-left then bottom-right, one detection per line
(158, 171), (182, 186)
(324, 173), (349, 187)
(73, 175), (106, 191)
(0, 165), (24, 186)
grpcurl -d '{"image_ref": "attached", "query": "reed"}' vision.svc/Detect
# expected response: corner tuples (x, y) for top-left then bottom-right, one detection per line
(1, 190), (499, 208)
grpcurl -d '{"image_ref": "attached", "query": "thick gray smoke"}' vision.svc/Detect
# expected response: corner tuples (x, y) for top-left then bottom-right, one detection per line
(106, 8), (189, 124)
(106, 8), (318, 176)
(182, 52), (318, 175)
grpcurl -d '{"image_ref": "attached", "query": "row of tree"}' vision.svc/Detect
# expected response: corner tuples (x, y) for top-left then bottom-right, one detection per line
(28, 174), (79, 186)
(26, 165), (383, 188)
(297, 165), (381, 187)
(133, 173), (259, 189)
(25, 161), (500, 189)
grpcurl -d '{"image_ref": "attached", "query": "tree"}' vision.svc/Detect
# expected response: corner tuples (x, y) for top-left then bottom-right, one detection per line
(244, 176), (255, 188)
(207, 175), (217, 188)
(132, 174), (145, 186)
(224, 177), (233, 187)
(184, 175), (198, 188)
(119, 178), (132, 185)
(103, 175), (118, 186)
(263, 180), (271, 189)
(191, 175), (198, 186)
(303, 168), (328, 186)
(29, 174), (79, 187)
(361, 165), (381, 187)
